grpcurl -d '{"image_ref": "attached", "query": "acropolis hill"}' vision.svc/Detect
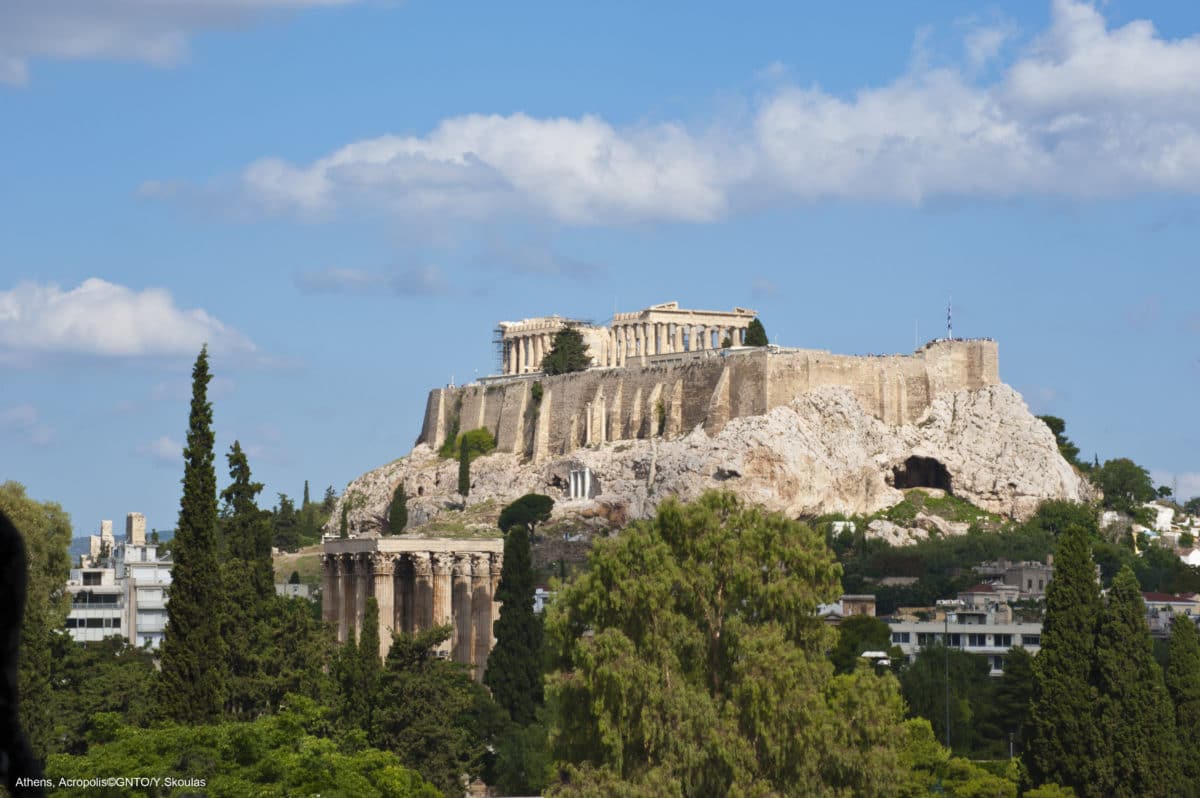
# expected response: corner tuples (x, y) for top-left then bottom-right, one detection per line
(330, 302), (1088, 540)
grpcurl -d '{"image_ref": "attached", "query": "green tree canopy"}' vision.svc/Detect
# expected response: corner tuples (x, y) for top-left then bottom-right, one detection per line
(497, 493), (554, 537)
(1095, 457), (1156, 514)
(46, 696), (439, 798)
(157, 345), (228, 724)
(1093, 566), (1180, 796)
(388, 483), (408, 536)
(544, 490), (907, 796)
(1025, 523), (1104, 795)
(1167, 616), (1200, 795)
(0, 481), (72, 762)
(898, 645), (993, 757)
(541, 327), (591, 375)
(830, 614), (899, 675)
(744, 317), (768, 346)
(485, 503), (544, 726)
(372, 627), (505, 797)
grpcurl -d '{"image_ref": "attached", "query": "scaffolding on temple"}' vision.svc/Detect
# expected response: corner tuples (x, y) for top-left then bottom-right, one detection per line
(492, 325), (505, 376)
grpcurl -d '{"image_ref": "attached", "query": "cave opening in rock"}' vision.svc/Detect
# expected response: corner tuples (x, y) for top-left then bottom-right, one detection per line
(891, 456), (953, 493)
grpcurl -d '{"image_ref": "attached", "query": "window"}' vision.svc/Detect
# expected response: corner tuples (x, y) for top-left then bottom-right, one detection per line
(994, 634), (1012, 647)
(1027, 578), (1033, 590)
(66, 618), (77, 628)
(1022, 634), (1041, 646)
(947, 633), (962, 647)
(83, 572), (102, 586)
(892, 632), (910, 644)
(86, 618), (104, 628)
(991, 655), (1005, 671)
(917, 633), (936, 647)
(967, 633), (987, 647)
(1038, 579), (1044, 590)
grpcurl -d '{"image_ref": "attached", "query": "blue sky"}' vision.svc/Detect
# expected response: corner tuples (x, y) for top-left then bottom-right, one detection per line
(2, 0), (1199, 537)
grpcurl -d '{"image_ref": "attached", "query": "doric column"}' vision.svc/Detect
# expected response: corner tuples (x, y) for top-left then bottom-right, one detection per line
(372, 553), (395, 660)
(470, 554), (492, 678)
(615, 326), (625, 366)
(321, 553), (338, 627)
(432, 553), (454, 655)
(413, 552), (433, 632)
(532, 335), (542, 372)
(452, 554), (475, 665)
(505, 340), (513, 374)
(643, 322), (652, 356)
(338, 554), (353, 643)
(673, 323), (683, 352)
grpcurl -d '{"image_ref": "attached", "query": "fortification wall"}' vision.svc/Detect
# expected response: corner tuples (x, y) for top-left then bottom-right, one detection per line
(418, 339), (999, 462)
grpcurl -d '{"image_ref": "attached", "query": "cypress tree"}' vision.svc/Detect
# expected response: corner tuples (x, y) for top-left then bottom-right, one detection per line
(357, 597), (384, 735)
(1167, 617), (1200, 795)
(1094, 566), (1180, 796)
(388, 483), (408, 536)
(157, 345), (227, 723)
(220, 441), (273, 601)
(339, 503), (349, 539)
(483, 508), (543, 725)
(303, 480), (310, 508)
(744, 317), (768, 346)
(458, 443), (471, 498)
(1025, 523), (1103, 794)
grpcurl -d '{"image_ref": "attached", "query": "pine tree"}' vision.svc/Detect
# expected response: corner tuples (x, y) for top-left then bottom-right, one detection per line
(458, 443), (471, 498)
(1094, 566), (1180, 796)
(744, 317), (768, 346)
(323, 486), (338, 514)
(484, 502), (543, 725)
(1025, 523), (1103, 794)
(1167, 617), (1200, 795)
(388, 483), (408, 536)
(157, 345), (228, 723)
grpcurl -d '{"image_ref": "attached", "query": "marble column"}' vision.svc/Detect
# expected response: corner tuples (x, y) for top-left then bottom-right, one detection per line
(338, 554), (353, 643)
(413, 552), (433, 632)
(321, 554), (338, 627)
(452, 554), (474, 665)
(489, 553), (504, 651)
(532, 335), (543, 372)
(470, 554), (492, 679)
(432, 553), (454, 655)
(354, 553), (370, 642)
(673, 323), (683, 352)
(372, 553), (395, 660)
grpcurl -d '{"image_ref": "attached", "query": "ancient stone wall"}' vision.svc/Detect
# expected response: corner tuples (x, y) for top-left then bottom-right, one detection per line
(419, 339), (999, 463)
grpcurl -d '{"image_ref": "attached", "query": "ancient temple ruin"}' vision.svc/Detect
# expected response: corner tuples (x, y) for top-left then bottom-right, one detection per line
(497, 301), (758, 374)
(321, 537), (504, 676)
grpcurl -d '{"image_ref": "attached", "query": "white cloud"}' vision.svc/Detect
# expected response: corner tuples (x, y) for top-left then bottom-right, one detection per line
(175, 1), (1200, 225)
(0, 278), (256, 362)
(138, 435), (181, 465)
(0, 0), (360, 87)
(0, 403), (55, 446)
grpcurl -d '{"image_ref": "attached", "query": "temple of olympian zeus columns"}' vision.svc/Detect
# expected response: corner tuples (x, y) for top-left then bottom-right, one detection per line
(497, 301), (758, 375)
(321, 537), (505, 678)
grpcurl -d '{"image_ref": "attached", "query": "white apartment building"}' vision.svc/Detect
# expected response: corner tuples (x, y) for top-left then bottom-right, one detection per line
(886, 590), (1042, 676)
(66, 513), (172, 649)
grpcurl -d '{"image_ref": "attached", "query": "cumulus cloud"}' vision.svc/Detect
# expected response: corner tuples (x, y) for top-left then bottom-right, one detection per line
(167, 1), (1200, 225)
(0, 278), (256, 362)
(295, 266), (447, 295)
(0, 0), (360, 86)
(137, 435), (181, 465)
(0, 403), (54, 446)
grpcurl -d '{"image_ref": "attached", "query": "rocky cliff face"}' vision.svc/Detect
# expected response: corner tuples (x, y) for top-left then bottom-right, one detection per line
(329, 384), (1089, 537)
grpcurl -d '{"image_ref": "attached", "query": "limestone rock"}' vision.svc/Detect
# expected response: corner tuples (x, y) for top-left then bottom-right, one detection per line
(326, 384), (1090, 537)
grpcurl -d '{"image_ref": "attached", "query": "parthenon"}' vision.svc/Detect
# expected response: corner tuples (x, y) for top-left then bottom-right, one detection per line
(321, 537), (505, 677)
(497, 301), (757, 375)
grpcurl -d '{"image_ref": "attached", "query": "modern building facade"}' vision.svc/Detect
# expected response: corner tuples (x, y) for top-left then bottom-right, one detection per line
(66, 513), (172, 649)
(886, 600), (1042, 676)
